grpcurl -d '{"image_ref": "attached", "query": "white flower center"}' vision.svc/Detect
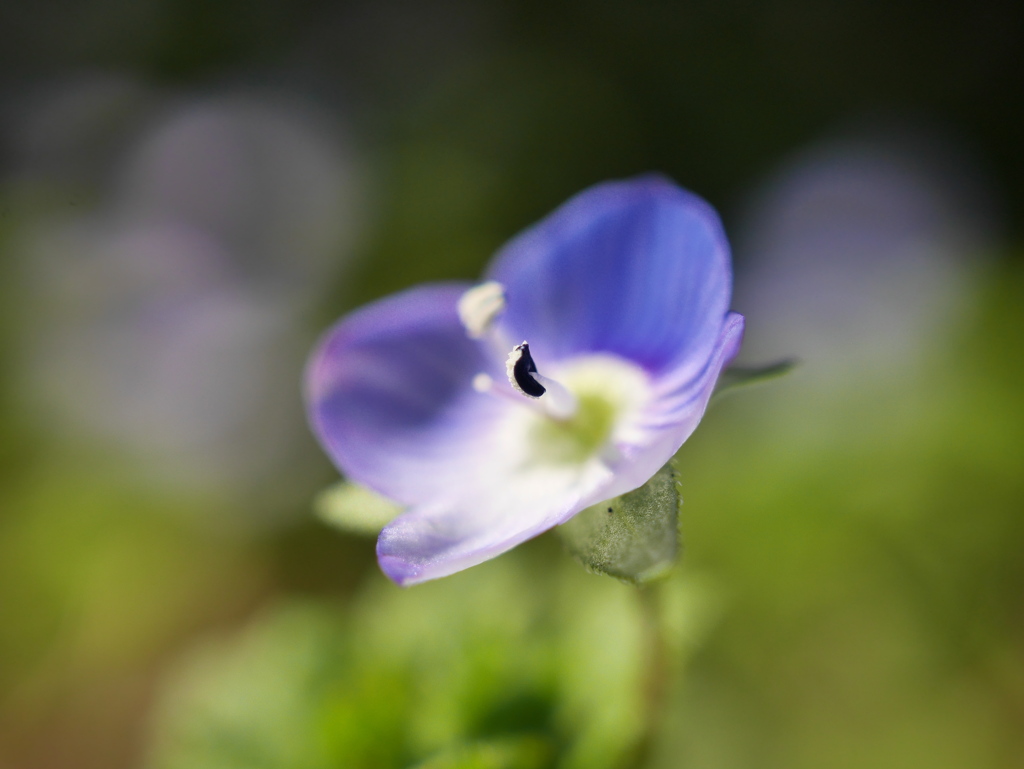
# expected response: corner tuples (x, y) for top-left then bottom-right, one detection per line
(521, 354), (650, 465)
(483, 353), (651, 472)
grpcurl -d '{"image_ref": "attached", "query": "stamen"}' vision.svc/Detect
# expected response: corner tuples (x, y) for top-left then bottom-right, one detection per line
(460, 287), (579, 421)
(472, 370), (548, 415)
(457, 281), (506, 339)
(505, 342), (578, 420)
(506, 342), (546, 398)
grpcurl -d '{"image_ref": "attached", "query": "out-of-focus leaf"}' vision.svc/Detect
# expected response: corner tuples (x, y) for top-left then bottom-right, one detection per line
(411, 736), (554, 769)
(314, 480), (403, 535)
(711, 358), (797, 402)
(144, 604), (343, 769)
(144, 554), (655, 769)
(557, 462), (680, 584)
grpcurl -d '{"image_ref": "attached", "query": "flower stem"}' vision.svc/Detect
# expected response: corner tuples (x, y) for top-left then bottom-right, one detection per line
(626, 580), (672, 769)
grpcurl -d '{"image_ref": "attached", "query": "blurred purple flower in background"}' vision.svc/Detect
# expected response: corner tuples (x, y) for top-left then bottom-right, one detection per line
(734, 133), (995, 384)
(306, 177), (744, 584)
(12, 79), (361, 519)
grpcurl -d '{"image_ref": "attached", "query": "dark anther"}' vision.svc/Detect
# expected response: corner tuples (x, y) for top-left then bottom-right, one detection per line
(511, 343), (546, 397)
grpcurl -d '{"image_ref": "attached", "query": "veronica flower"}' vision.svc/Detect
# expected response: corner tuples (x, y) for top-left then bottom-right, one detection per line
(306, 177), (744, 585)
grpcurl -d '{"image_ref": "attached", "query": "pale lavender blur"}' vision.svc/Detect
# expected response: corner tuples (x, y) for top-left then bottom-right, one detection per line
(9, 76), (363, 523)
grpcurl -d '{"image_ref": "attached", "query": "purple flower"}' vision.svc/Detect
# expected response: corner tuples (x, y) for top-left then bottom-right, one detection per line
(306, 177), (744, 585)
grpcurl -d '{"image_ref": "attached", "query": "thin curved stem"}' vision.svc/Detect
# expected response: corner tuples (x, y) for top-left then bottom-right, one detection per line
(625, 580), (672, 769)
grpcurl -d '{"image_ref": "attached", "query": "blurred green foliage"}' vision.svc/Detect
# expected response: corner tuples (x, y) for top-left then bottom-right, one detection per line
(660, 264), (1024, 768)
(144, 553), (656, 769)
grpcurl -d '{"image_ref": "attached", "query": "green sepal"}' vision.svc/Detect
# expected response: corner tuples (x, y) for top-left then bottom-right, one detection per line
(711, 358), (797, 402)
(313, 480), (403, 536)
(557, 461), (681, 584)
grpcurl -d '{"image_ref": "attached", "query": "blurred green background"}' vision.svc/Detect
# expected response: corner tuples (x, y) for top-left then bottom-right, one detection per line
(1, 1), (1022, 767)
